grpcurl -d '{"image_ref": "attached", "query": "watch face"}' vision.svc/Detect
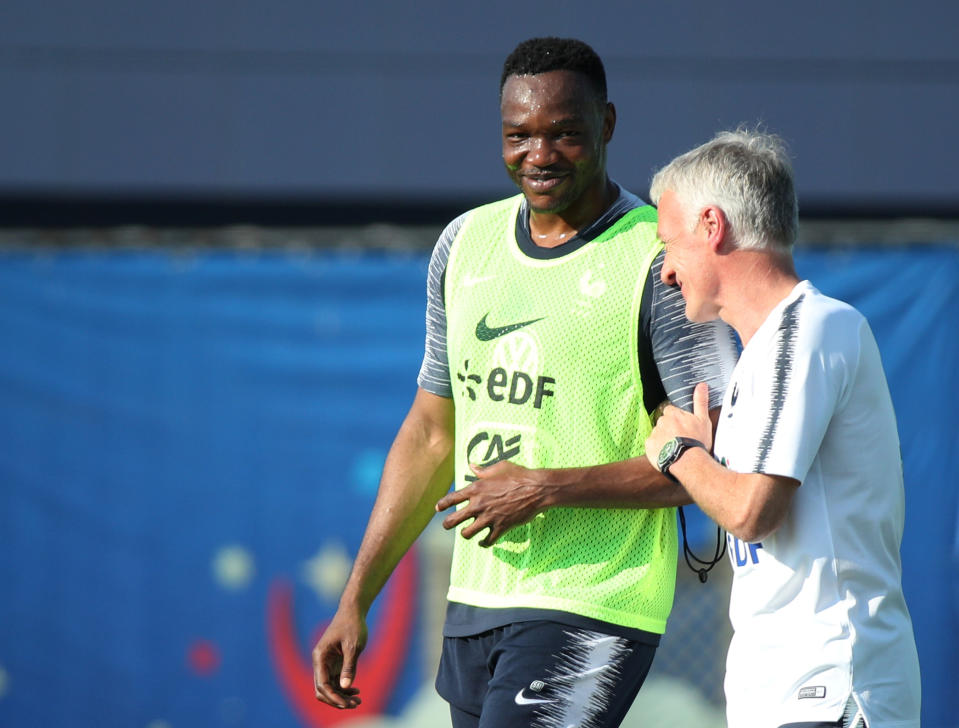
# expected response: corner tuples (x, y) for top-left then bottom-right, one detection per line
(658, 438), (680, 471)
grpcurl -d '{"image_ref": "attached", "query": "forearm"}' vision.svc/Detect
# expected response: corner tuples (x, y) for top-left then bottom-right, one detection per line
(668, 448), (794, 542)
(534, 456), (692, 510)
(542, 403), (724, 511)
(666, 448), (742, 531)
(338, 392), (454, 615)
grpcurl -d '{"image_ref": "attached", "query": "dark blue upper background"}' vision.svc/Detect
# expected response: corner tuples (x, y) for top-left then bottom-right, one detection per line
(1, 0), (957, 213)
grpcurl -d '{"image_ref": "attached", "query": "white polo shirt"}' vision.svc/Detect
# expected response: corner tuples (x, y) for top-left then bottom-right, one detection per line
(713, 281), (921, 728)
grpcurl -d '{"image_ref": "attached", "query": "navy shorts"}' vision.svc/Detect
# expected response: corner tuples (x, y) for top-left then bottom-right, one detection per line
(435, 620), (657, 728)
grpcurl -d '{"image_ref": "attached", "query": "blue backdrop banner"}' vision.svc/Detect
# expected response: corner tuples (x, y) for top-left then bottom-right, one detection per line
(0, 244), (956, 727)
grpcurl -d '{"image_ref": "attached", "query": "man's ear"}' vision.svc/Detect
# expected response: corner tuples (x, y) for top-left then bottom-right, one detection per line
(701, 205), (728, 252)
(603, 102), (616, 143)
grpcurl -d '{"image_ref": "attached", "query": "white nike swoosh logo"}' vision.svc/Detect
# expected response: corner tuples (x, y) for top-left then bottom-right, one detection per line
(463, 274), (496, 287)
(514, 689), (552, 706)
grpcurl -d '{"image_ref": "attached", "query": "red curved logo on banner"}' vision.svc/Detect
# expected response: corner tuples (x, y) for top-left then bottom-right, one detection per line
(267, 551), (418, 727)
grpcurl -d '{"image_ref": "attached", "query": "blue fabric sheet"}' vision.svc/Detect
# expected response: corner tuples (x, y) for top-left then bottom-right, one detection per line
(0, 244), (956, 727)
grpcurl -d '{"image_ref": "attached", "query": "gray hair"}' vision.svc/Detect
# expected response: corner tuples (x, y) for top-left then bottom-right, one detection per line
(649, 128), (799, 251)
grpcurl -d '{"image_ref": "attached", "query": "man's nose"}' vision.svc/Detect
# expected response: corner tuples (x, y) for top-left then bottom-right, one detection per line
(526, 136), (556, 167)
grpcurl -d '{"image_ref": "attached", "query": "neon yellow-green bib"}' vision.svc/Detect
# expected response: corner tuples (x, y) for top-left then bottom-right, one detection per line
(444, 195), (676, 633)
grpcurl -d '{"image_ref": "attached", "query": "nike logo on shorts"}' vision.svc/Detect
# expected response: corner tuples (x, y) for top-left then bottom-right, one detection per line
(514, 688), (552, 706)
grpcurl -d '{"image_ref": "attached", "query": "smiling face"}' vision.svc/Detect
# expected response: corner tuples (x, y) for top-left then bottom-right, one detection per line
(657, 189), (719, 323)
(500, 70), (613, 221)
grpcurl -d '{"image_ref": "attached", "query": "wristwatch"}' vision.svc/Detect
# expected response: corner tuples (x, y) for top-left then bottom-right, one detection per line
(657, 437), (706, 482)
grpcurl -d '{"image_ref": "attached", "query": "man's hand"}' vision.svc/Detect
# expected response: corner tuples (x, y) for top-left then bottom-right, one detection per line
(435, 460), (548, 548)
(311, 609), (367, 709)
(645, 382), (714, 471)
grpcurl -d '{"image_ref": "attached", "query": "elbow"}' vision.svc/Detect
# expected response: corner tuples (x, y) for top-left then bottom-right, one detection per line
(424, 425), (455, 456)
(726, 505), (783, 544)
(728, 520), (772, 545)
(721, 473), (795, 543)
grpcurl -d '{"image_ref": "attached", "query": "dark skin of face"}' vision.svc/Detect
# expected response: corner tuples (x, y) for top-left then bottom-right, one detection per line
(500, 69), (617, 247)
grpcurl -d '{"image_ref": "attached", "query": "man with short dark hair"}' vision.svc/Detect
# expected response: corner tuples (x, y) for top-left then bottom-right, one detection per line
(645, 129), (921, 728)
(312, 37), (738, 727)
